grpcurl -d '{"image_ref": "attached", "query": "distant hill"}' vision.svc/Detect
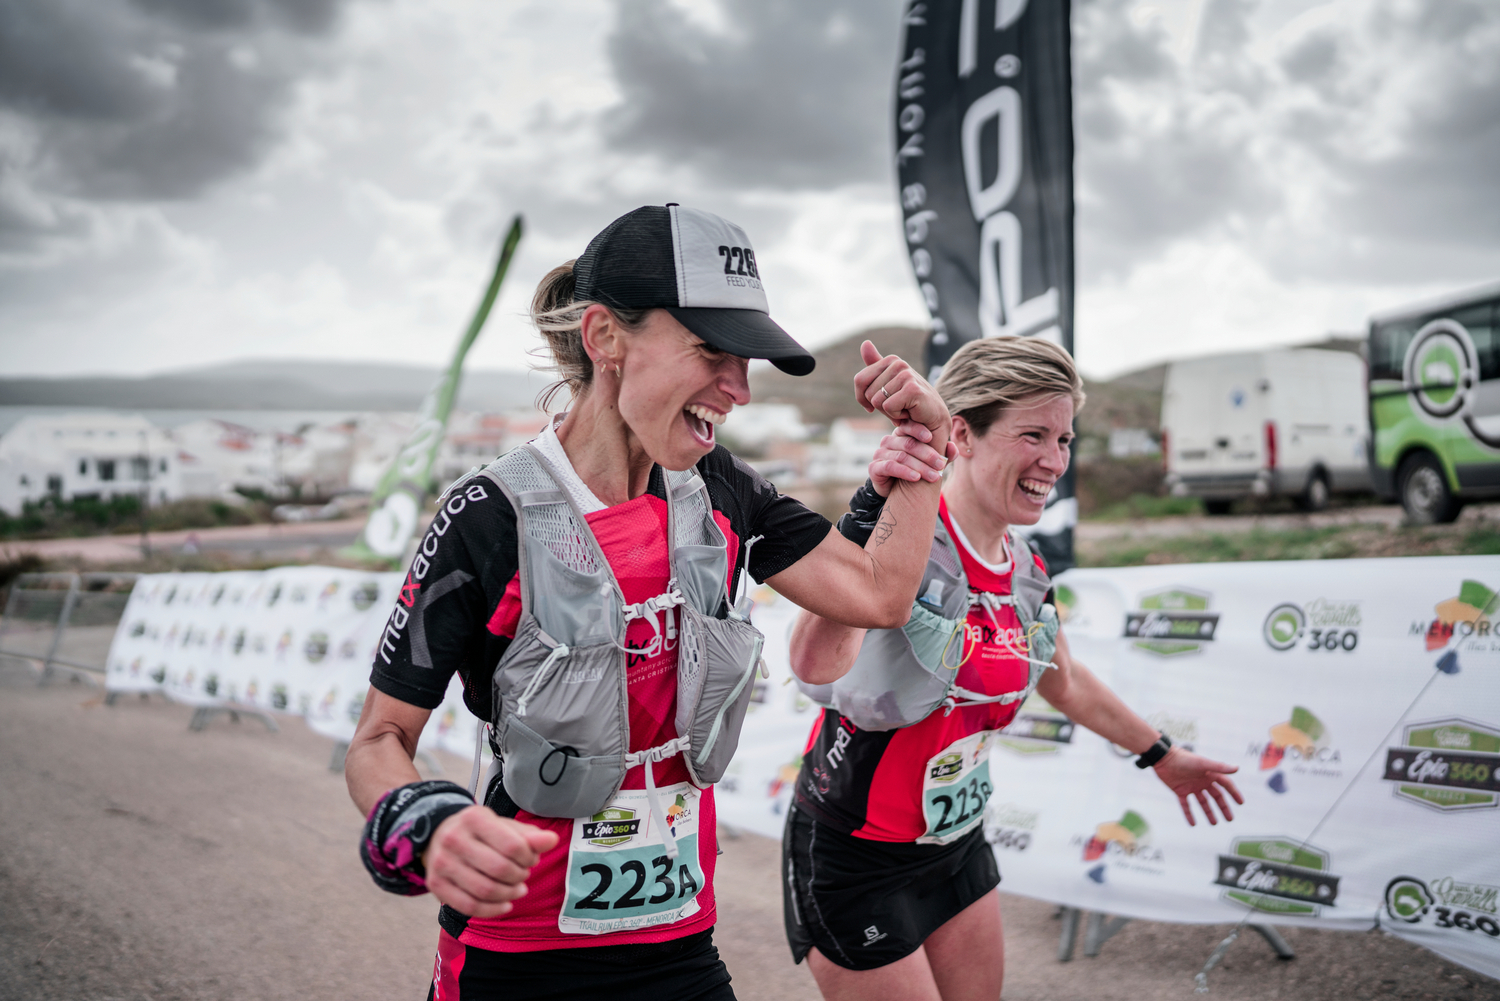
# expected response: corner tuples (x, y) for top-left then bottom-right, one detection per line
(0, 360), (552, 412)
(751, 325), (1168, 434)
(750, 326), (928, 428)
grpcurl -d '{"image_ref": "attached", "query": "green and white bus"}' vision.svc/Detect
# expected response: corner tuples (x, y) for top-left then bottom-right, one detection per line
(1368, 281), (1500, 523)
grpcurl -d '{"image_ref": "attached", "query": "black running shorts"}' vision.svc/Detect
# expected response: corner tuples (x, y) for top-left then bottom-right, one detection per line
(781, 803), (1001, 972)
(427, 928), (735, 1001)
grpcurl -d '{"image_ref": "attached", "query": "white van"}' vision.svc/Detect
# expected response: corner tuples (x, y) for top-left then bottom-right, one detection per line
(1161, 349), (1371, 513)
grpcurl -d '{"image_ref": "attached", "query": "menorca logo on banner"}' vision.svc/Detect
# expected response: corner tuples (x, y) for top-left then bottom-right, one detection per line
(894, 0), (1076, 569)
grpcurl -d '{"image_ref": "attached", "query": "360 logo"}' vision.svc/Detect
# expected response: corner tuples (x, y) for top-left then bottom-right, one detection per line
(1263, 599), (1360, 652)
(1385, 875), (1500, 940)
(1383, 717), (1500, 812)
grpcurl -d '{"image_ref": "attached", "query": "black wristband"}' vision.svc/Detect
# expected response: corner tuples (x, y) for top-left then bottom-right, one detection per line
(837, 478), (887, 546)
(1134, 734), (1173, 769)
(360, 779), (475, 896)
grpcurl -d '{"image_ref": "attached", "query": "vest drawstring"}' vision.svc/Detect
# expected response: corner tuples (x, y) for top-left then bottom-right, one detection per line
(730, 535), (764, 620)
(624, 736), (693, 859)
(468, 722), (491, 798)
(516, 643), (570, 717)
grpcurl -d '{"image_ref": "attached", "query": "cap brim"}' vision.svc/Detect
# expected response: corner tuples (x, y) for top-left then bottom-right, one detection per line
(664, 307), (815, 376)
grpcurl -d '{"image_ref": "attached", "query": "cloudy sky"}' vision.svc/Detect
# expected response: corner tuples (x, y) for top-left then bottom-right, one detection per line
(2, 0), (1497, 381)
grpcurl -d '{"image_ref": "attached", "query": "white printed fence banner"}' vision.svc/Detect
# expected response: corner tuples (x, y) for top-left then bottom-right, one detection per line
(103, 557), (1500, 980)
(718, 555), (1500, 982)
(104, 567), (479, 757)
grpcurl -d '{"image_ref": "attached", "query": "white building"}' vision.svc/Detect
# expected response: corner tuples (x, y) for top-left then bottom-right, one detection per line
(0, 414), (219, 515)
(172, 419), (281, 495)
(806, 417), (889, 484)
(721, 403), (808, 449)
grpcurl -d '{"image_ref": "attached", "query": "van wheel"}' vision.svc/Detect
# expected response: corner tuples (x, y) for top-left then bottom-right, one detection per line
(1399, 453), (1463, 524)
(1299, 472), (1330, 512)
(1204, 499), (1233, 516)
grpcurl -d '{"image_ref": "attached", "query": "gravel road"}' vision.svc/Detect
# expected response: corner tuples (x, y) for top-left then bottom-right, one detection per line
(2, 657), (1496, 1001)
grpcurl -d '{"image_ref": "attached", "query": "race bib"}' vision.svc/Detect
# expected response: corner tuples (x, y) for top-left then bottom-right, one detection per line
(919, 731), (995, 845)
(559, 783), (705, 935)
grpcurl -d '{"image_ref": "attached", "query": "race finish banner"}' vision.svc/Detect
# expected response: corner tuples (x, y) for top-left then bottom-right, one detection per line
(351, 216), (524, 564)
(894, 0), (1077, 569)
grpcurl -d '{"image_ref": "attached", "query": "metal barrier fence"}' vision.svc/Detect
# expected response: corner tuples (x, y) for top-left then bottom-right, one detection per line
(0, 572), (139, 685)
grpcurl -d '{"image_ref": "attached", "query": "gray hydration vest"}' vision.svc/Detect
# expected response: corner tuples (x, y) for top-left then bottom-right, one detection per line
(796, 522), (1059, 732)
(474, 444), (765, 856)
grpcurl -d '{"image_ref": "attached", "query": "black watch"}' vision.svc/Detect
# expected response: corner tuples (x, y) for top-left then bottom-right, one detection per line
(1134, 734), (1172, 769)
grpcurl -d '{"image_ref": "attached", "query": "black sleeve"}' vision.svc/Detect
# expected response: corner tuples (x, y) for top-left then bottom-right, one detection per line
(698, 447), (832, 583)
(368, 477), (519, 718)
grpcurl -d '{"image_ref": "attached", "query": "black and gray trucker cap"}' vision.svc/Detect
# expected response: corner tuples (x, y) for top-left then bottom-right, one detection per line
(573, 205), (815, 376)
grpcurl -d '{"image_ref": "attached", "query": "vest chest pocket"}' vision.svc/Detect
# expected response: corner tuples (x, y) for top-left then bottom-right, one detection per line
(674, 606), (764, 787)
(494, 617), (630, 818)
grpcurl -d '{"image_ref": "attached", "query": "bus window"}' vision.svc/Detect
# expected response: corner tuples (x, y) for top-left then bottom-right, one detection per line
(1451, 300), (1499, 382)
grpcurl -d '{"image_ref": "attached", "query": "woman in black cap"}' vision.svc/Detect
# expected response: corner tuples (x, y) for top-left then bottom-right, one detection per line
(344, 204), (957, 1001)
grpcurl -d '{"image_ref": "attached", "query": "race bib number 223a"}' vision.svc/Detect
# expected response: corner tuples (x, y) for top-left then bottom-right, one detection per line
(559, 784), (704, 935)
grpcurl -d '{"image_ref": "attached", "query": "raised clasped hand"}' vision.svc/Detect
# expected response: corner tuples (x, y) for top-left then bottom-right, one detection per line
(853, 340), (951, 441)
(869, 422), (960, 497)
(422, 805), (559, 917)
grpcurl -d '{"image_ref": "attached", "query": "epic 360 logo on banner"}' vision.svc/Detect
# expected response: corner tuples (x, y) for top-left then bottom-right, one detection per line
(1215, 837), (1341, 917)
(1383, 718), (1500, 812)
(1123, 587), (1220, 657)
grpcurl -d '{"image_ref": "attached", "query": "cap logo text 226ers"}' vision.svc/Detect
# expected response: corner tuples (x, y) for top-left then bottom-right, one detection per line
(717, 245), (762, 289)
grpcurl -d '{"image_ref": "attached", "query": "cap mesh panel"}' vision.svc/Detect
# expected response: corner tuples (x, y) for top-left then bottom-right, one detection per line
(575, 206), (680, 310)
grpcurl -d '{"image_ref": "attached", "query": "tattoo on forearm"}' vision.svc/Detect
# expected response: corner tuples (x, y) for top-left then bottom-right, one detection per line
(874, 510), (896, 546)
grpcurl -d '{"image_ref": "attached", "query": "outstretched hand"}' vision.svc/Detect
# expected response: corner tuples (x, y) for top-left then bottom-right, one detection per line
(869, 421), (959, 496)
(1153, 749), (1244, 826)
(853, 340), (951, 440)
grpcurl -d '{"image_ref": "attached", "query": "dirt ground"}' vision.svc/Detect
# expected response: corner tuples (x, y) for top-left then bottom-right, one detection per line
(2, 656), (1497, 1001)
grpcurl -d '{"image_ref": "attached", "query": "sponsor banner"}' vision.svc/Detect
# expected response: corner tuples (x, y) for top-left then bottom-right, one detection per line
(714, 555), (1500, 983)
(103, 568), (478, 757)
(982, 556), (1500, 982)
(893, 0), (1077, 571)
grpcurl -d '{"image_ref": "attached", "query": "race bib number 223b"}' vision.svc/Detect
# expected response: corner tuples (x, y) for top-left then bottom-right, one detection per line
(919, 731), (995, 845)
(559, 784), (704, 935)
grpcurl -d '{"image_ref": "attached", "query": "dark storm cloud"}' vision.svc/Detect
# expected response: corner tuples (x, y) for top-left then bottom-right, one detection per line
(1073, 0), (1277, 278)
(603, 0), (903, 189)
(0, 0), (348, 203)
(1074, 0), (1500, 285)
(1320, 2), (1500, 266)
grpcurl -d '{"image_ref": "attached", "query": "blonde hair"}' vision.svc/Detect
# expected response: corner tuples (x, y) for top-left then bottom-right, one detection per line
(530, 260), (649, 411)
(933, 336), (1085, 437)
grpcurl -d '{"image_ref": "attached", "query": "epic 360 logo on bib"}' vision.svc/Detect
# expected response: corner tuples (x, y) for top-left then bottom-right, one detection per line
(919, 731), (994, 845)
(560, 784), (705, 935)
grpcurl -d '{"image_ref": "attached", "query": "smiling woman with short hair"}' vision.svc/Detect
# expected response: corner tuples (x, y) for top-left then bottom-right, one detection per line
(782, 335), (1246, 1001)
